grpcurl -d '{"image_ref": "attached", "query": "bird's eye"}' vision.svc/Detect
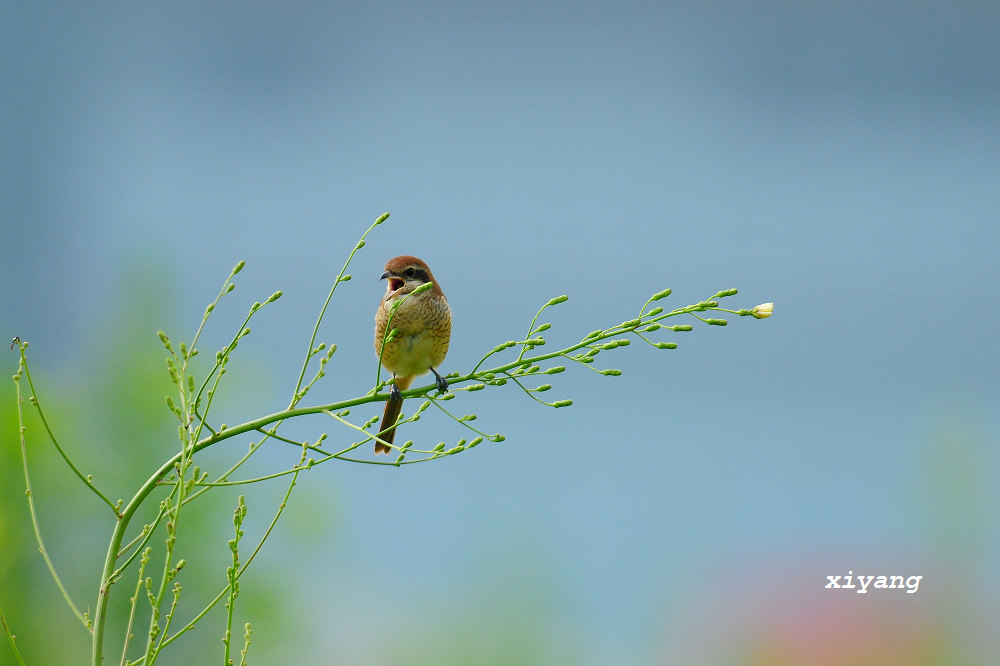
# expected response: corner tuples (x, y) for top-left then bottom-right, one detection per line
(404, 268), (416, 278)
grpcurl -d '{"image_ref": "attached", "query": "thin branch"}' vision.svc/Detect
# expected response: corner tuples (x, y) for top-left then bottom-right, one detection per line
(13, 353), (91, 631)
(0, 606), (27, 666)
(16, 344), (117, 512)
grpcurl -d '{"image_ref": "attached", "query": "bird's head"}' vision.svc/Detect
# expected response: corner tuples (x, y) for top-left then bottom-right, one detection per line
(381, 256), (438, 297)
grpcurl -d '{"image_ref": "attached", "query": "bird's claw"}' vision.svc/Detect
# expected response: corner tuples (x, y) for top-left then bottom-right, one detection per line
(432, 369), (449, 394)
(390, 383), (402, 401)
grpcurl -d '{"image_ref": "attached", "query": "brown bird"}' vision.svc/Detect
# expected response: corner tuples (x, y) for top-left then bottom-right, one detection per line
(374, 256), (452, 454)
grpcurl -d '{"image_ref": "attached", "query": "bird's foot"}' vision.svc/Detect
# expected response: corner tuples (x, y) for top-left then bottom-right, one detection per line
(431, 368), (449, 394)
(389, 383), (402, 401)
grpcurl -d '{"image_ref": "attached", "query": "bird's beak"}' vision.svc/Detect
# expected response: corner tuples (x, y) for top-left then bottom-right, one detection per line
(381, 270), (405, 293)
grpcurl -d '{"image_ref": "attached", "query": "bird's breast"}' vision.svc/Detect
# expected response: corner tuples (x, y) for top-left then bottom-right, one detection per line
(375, 292), (451, 377)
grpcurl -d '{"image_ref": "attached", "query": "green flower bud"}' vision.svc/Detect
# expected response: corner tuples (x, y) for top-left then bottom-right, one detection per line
(374, 212), (390, 225)
(547, 295), (569, 306)
(602, 369), (622, 376)
(705, 318), (727, 326)
(535, 384), (552, 392)
(552, 399), (573, 408)
(651, 288), (672, 301)
(655, 342), (678, 349)
(467, 383), (486, 391)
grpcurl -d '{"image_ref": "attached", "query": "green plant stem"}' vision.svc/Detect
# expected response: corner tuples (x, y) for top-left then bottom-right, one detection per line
(14, 356), (91, 631)
(293, 212), (387, 403)
(1, 606), (27, 666)
(155, 452), (304, 654)
(153, 584), (181, 658)
(82, 382), (406, 659)
(118, 548), (150, 666)
(17, 346), (117, 512)
(143, 416), (191, 662)
(116, 492), (174, 566)
(223, 496), (245, 666)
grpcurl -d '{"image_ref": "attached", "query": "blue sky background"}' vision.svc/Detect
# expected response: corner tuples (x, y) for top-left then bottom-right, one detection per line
(3, 2), (998, 663)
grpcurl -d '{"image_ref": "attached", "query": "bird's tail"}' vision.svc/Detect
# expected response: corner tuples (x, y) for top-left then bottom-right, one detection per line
(375, 375), (414, 454)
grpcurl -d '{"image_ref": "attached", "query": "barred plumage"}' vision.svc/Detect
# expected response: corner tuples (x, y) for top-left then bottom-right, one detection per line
(374, 256), (451, 454)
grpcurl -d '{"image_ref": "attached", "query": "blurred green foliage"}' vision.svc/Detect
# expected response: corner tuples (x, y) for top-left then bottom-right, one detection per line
(0, 262), (286, 663)
(2, 261), (570, 665)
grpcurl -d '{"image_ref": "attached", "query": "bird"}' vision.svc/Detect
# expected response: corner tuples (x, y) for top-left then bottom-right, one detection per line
(374, 255), (452, 454)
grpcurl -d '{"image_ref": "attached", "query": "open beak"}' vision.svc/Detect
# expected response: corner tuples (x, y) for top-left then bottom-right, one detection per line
(381, 271), (405, 293)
